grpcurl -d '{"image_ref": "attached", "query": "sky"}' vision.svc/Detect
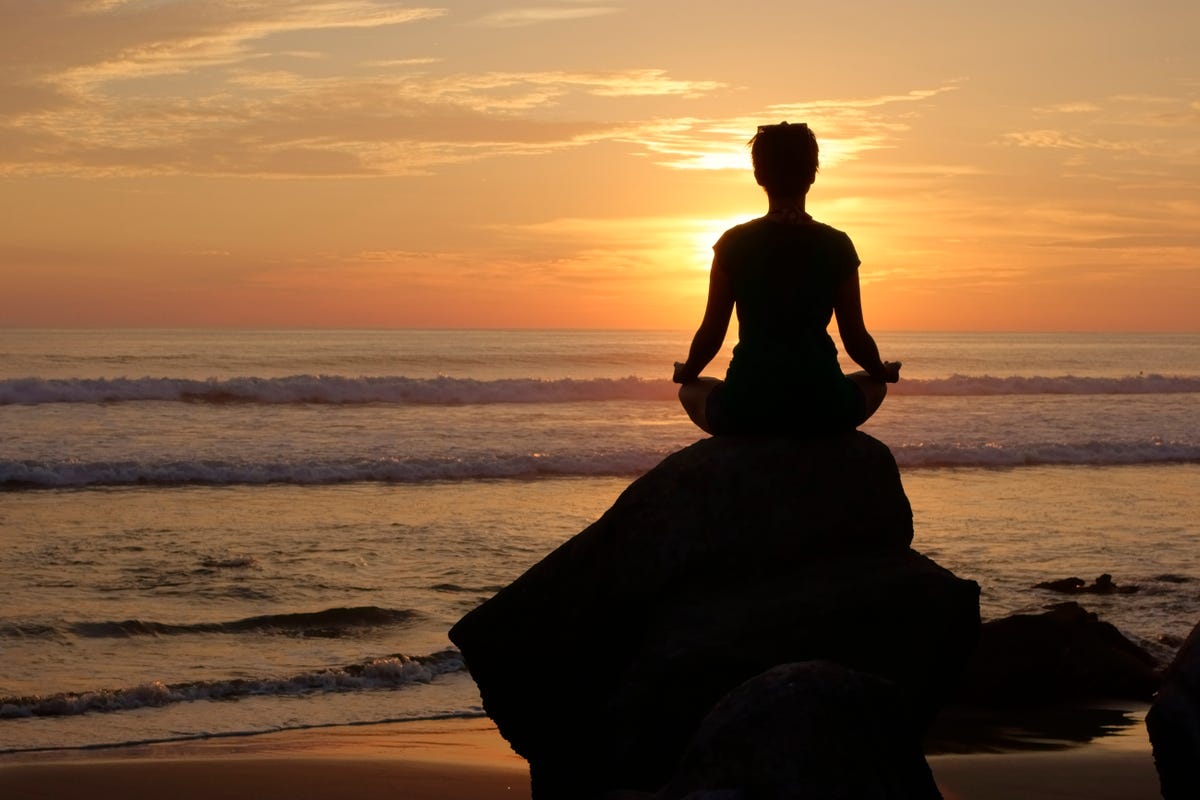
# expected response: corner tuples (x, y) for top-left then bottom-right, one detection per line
(1, 0), (1197, 331)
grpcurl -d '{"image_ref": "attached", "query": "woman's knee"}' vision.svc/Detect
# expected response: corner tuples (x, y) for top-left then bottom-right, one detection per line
(678, 377), (722, 433)
(848, 372), (887, 423)
(679, 376), (720, 402)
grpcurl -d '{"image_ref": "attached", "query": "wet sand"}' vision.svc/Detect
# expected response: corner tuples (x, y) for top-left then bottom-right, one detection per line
(0, 714), (1163, 799)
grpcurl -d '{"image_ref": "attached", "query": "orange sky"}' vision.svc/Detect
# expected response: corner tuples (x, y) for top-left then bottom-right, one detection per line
(1, 1), (1197, 330)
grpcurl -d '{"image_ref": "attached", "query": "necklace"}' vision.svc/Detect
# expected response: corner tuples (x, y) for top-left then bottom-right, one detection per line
(765, 207), (812, 225)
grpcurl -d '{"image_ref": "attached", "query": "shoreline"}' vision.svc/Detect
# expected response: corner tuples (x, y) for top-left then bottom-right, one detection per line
(930, 703), (1161, 800)
(1, 710), (1164, 800)
(0, 718), (530, 800)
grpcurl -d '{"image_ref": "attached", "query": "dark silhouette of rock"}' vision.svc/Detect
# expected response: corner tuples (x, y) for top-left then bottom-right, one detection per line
(1147, 618), (1200, 799)
(656, 661), (942, 800)
(956, 601), (1160, 706)
(450, 432), (980, 799)
(1036, 576), (1088, 592)
(1034, 573), (1139, 594)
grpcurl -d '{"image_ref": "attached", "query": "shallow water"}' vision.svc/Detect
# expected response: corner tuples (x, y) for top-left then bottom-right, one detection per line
(1, 329), (1197, 752)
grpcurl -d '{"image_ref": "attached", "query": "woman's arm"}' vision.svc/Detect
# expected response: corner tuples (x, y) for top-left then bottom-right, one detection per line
(833, 271), (900, 383)
(673, 258), (735, 383)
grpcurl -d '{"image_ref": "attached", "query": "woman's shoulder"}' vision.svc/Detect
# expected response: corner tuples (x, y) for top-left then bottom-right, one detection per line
(717, 216), (768, 239)
(715, 216), (781, 248)
(716, 216), (854, 249)
(802, 217), (854, 243)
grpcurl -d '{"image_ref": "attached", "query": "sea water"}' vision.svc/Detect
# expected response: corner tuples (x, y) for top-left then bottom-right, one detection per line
(1, 329), (1197, 753)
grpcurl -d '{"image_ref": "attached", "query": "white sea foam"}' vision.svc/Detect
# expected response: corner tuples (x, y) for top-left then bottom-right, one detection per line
(890, 439), (1200, 468)
(0, 452), (668, 487)
(891, 374), (1200, 396)
(0, 375), (676, 405)
(3, 373), (1198, 406)
(4, 439), (1197, 488)
(0, 650), (465, 721)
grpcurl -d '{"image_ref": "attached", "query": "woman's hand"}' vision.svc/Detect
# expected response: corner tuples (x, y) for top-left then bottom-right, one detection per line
(673, 361), (694, 384)
(873, 361), (902, 383)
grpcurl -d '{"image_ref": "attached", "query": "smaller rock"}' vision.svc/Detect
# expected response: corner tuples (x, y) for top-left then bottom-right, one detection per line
(1034, 576), (1086, 592)
(1034, 573), (1139, 594)
(1147, 619), (1200, 799)
(957, 601), (1160, 705)
(655, 661), (941, 800)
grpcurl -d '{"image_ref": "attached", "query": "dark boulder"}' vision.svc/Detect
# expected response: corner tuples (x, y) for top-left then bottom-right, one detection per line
(1147, 618), (1200, 799)
(1034, 573), (1139, 594)
(656, 661), (942, 800)
(450, 432), (980, 798)
(604, 548), (975, 789)
(956, 601), (1160, 706)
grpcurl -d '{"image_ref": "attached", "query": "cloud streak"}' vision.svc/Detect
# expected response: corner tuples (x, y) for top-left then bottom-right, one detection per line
(0, 67), (716, 177)
(0, 3), (958, 181)
(621, 85), (962, 172)
(2, 2), (445, 85)
(0, 1), (731, 177)
(470, 5), (620, 28)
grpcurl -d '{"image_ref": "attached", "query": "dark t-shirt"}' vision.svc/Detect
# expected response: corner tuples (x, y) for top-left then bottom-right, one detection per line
(711, 216), (862, 433)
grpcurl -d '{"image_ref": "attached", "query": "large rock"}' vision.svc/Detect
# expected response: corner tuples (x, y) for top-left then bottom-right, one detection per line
(1147, 618), (1200, 799)
(657, 661), (942, 800)
(956, 601), (1160, 706)
(450, 433), (980, 799)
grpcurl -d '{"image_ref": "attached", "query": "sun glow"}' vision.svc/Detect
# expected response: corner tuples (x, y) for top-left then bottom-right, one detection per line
(685, 214), (758, 269)
(1, 4), (1195, 330)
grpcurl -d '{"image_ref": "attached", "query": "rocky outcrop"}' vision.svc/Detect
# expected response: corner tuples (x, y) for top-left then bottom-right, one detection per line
(956, 601), (1159, 706)
(1147, 618), (1200, 799)
(657, 661), (941, 800)
(1034, 574), (1139, 594)
(450, 432), (980, 799)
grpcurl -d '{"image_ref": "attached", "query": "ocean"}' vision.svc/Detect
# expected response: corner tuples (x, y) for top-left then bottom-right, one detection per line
(1, 328), (1198, 754)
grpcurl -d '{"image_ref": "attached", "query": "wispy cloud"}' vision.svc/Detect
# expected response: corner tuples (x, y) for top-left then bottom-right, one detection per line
(1010, 93), (1200, 155)
(470, 5), (620, 28)
(0, 0), (728, 177)
(0, 60), (721, 177)
(365, 57), (444, 68)
(389, 69), (723, 111)
(1036, 101), (1102, 114)
(0, 2), (957, 181)
(65, 3), (446, 87)
(1004, 130), (1138, 151)
(622, 85), (962, 172)
(0, 2), (445, 89)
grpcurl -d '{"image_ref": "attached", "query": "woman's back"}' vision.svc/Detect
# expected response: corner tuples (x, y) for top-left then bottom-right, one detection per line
(717, 216), (860, 391)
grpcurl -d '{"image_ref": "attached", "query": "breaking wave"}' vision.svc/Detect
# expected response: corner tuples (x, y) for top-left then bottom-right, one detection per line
(0, 375), (674, 405)
(0, 649), (465, 720)
(64, 607), (420, 639)
(4, 438), (1198, 489)
(3, 373), (1198, 406)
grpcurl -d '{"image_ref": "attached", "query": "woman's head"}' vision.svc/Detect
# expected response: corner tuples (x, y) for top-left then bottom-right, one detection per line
(749, 122), (819, 197)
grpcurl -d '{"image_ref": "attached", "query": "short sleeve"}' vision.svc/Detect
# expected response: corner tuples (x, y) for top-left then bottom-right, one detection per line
(839, 230), (861, 271)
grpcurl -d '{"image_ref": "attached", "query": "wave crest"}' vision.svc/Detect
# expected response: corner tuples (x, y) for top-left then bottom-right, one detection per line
(892, 374), (1200, 396)
(3, 439), (1198, 490)
(0, 649), (465, 720)
(64, 606), (419, 639)
(0, 451), (666, 488)
(3, 372), (1198, 406)
(0, 375), (675, 405)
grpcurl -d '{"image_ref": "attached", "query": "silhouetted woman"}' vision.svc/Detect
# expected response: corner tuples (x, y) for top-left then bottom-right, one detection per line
(673, 122), (900, 435)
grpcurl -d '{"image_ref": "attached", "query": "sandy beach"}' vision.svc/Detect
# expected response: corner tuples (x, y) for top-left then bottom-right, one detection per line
(0, 713), (1164, 800)
(0, 718), (530, 800)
